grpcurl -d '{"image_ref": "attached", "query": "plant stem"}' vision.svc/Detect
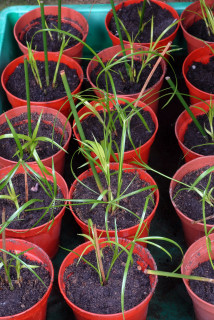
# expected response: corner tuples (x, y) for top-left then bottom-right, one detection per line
(109, 0), (130, 74)
(166, 76), (207, 138)
(24, 58), (32, 138)
(2, 207), (8, 283)
(93, 225), (106, 285)
(24, 171), (29, 203)
(139, 0), (147, 32)
(60, 70), (107, 202)
(192, 214), (214, 224)
(145, 269), (214, 283)
(134, 41), (171, 107)
(40, 1), (49, 87)
(58, 0), (61, 31)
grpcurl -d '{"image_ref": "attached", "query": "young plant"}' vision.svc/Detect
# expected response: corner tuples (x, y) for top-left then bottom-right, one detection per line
(200, 0), (214, 36)
(0, 156), (66, 237)
(62, 199), (183, 318)
(26, 33), (71, 92)
(108, 0), (179, 86)
(0, 247), (44, 291)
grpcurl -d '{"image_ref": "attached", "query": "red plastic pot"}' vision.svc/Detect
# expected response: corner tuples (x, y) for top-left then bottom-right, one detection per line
(69, 162), (159, 244)
(0, 238), (54, 320)
(105, 0), (180, 51)
(58, 237), (157, 320)
(183, 44), (214, 105)
(181, 233), (214, 320)
(175, 101), (210, 163)
(181, 0), (214, 53)
(0, 163), (68, 258)
(86, 44), (167, 114)
(14, 6), (89, 62)
(73, 97), (158, 164)
(0, 105), (72, 174)
(169, 156), (214, 246)
(1, 52), (84, 117)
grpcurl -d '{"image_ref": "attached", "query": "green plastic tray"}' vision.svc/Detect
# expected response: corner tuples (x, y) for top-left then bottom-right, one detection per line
(0, 3), (195, 320)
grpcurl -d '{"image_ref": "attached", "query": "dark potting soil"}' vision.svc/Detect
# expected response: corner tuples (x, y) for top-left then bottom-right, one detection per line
(20, 15), (83, 52)
(6, 61), (80, 102)
(189, 259), (214, 305)
(187, 18), (214, 43)
(108, 2), (177, 43)
(72, 170), (155, 230)
(81, 106), (155, 152)
(173, 166), (214, 224)
(64, 246), (152, 314)
(0, 111), (67, 162)
(183, 114), (214, 156)
(0, 251), (50, 317)
(0, 173), (63, 230)
(90, 58), (162, 95)
(186, 56), (214, 94)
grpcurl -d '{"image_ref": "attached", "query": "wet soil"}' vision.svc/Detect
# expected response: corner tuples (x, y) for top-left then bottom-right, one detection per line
(6, 61), (80, 102)
(72, 169), (156, 230)
(81, 106), (155, 152)
(108, 1), (177, 43)
(64, 245), (152, 314)
(173, 166), (214, 224)
(0, 252), (50, 316)
(20, 15), (83, 52)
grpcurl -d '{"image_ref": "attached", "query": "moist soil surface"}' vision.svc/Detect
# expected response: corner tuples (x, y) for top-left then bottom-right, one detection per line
(64, 245), (152, 314)
(108, 1), (177, 43)
(187, 18), (214, 42)
(6, 60), (80, 102)
(0, 111), (67, 162)
(183, 113), (214, 156)
(173, 165), (214, 224)
(0, 252), (50, 317)
(20, 15), (83, 52)
(186, 56), (214, 94)
(90, 58), (162, 95)
(190, 259), (214, 305)
(81, 105), (155, 152)
(0, 173), (63, 230)
(72, 170), (155, 230)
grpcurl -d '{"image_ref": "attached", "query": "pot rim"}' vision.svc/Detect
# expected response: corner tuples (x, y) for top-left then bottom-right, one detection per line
(0, 163), (68, 235)
(58, 236), (158, 318)
(105, 0), (180, 47)
(69, 162), (159, 235)
(1, 52), (84, 106)
(0, 104), (72, 166)
(13, 5), (89, 55)
(0, 238), (54, 319)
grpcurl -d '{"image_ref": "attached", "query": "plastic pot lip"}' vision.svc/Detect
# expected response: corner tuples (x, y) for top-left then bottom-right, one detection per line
(169, 155), (214, 230)
(0, 104), (72, 167)
(0, 163), (68, 235)
(175, 101), (210, 160)
(182, 45), (214, 99)
(1, 51), (84, 107)
(105, 0), (180, 48)
(181, 233), (214, 309)
(69, 162), (159, 236)
(0, 238), (54, 319)
(86, 43), (167, 99)
(58, 237), (158, 318)
(13, 5), (89, 56)
(180, 0), (214, 46)
(72, 97), (158, 157)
